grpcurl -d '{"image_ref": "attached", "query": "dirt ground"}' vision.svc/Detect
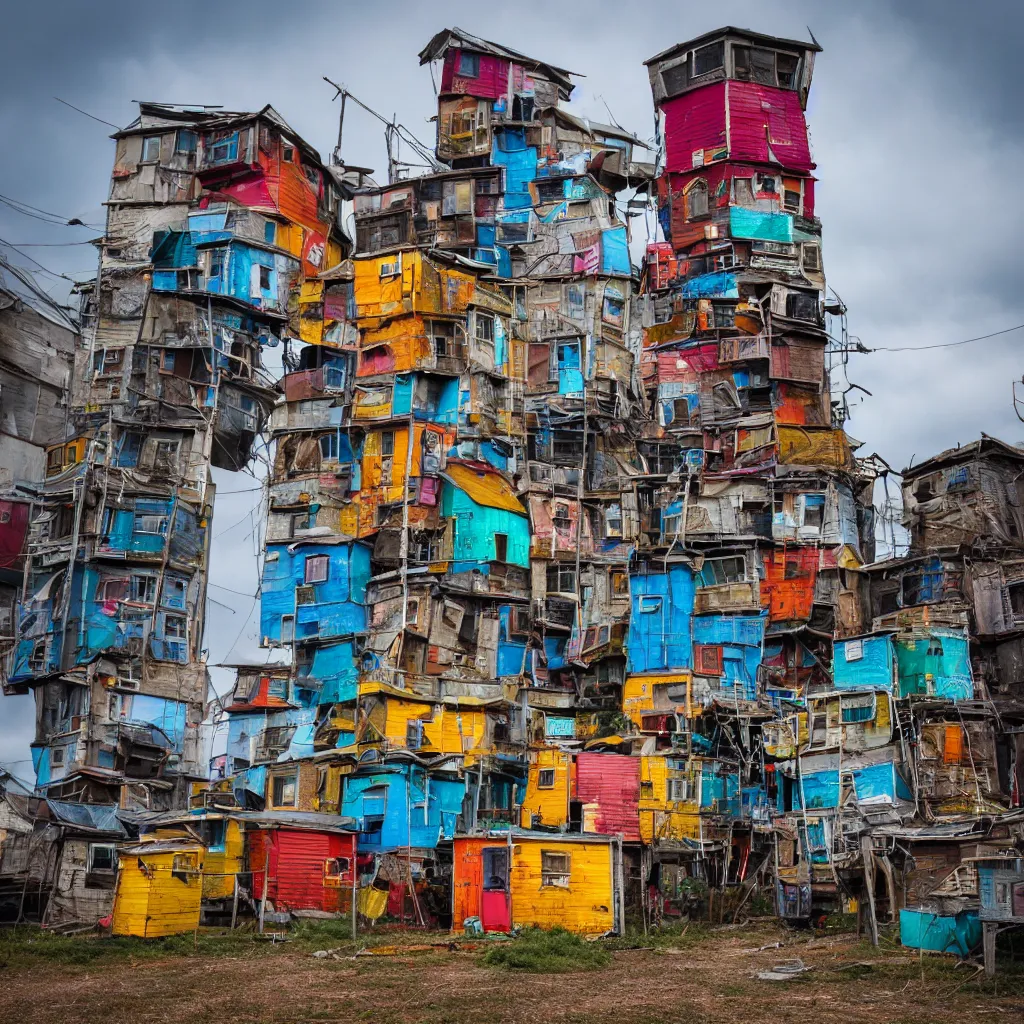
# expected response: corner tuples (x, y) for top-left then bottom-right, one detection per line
(2, 924), (1022, 1024)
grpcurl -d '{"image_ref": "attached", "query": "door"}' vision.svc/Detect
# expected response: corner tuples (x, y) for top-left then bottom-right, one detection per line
(480, 846), (510, 932)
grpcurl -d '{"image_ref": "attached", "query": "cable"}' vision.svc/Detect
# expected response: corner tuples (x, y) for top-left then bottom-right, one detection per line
(0, 192), (104, 231)
(866, 322), (1024, 354)
(0, 238), (92, 283)
(53, 95), (121, 130)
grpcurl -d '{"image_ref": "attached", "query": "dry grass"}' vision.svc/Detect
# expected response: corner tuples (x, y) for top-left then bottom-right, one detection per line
(1, 923), (1022, 1024)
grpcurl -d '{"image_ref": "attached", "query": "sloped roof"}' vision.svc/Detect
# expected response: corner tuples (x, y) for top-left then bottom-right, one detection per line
(418, 26), (577, 95)
(443, 463), (526, 515)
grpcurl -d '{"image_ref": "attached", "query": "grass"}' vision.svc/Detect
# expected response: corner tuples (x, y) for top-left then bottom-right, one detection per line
(480, 927), (611, 973)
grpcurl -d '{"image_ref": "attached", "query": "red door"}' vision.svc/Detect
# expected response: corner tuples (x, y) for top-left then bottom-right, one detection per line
(480, 846), (510, 932)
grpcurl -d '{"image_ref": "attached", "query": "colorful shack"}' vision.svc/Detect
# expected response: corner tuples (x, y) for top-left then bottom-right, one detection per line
(111, 840), (205, 938)
(247, 812), (358, 915)
(452, 829), (624, 936)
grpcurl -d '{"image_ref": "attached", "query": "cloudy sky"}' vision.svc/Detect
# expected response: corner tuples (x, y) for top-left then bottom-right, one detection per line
(1, 0), (1021, 778)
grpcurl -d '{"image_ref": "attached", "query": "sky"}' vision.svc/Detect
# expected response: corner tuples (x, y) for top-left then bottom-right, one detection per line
(1, 0), (1022, 777)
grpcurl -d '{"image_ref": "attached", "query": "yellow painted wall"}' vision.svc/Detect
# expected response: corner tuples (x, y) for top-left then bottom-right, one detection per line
(201, 820), (244, 900)
(509, 839), (614, 935)
(112, 846), (204, 938)
(520, 749), (573, 828)
(358, 315), (433, 376)
(366, 686), (489, 764)
(622, 673), (689, 730)
(638, 755), (700, 844)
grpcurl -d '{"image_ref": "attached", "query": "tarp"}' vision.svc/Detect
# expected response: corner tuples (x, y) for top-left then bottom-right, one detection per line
(444, 464), (526, 515)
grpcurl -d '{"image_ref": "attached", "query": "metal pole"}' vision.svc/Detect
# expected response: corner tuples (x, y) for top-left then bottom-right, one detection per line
(230, 873), (239, 930)
(351, 843), (358, 941)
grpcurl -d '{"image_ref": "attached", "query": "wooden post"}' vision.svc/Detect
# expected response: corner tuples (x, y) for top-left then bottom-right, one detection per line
(259, 846), (270, 934)
(230, 874), (239, 930)
(983, 921), (997, 978)
(860, 834), (879, 947)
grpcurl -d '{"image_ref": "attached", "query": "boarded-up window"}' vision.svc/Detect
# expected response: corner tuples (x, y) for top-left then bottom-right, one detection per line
(694, 644), (724, 675)
(686, 179), (709, 220)
(304, 555), (329, 584)
(541, 850), (571, 887)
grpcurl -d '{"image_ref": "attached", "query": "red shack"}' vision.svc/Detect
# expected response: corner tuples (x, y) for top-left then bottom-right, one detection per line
(246, 812), (358, 914)
(575, 752), (641, 841)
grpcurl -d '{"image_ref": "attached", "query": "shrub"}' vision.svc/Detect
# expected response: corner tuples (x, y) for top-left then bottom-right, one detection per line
(480, 927), (611, 973)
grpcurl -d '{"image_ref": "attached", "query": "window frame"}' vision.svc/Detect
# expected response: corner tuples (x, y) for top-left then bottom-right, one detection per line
(537, 768), (556, 789)
(141, 136), (162, 163)
(304, 554), (330, 585)
(540, 850), (571, 888)
(272, 772), (299, 807)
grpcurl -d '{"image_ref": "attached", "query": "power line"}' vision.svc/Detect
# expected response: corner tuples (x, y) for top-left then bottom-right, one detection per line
(53, 95), (121, 130)
(0, 238), (94, 283)
(865, 322), (1024, 354)
(0, 192), (104, 231)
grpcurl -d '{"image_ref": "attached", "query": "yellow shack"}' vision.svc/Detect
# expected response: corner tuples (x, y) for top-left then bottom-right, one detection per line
(111, 840), (205, 938)
(452, 829), (624, 936)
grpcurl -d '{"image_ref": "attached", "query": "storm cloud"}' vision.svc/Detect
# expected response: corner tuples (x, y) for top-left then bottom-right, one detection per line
(2, 0), (1021, 774)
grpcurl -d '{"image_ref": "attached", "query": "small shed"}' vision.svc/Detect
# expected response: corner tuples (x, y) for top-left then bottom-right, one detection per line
(452, 829), (624, 936)
(111, 840), (205, 938)
(246, 811), (358, 915)
(975, 855), (1024, 976)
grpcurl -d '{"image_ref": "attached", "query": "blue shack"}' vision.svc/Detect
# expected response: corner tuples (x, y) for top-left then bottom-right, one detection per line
(341, 756), (466, 852)
(626, 566), (695, 673)
(260, 541), (370, 645)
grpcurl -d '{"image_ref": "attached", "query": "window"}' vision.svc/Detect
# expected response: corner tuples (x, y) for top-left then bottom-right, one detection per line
(475, 312), (495, 346)
(844, 639), (864, 662)
(784, 188), (801, 213)
(304, 554), (329, 584)
(165, 616), (186, 639)
(605, 503), (623, 538)
(841, 694), (876, 724)
(776, 53), (799, 89)
(731, 177), (754, 207)
(802, 244), (821, 273)
(686, 179), (709, 220)
(175, 130), (197, 154)
(406, 719), (424, 750)
(482, 847), (508, 891)
(541, 850), (571, 887)
(98, 578), (128, 604)
(154, 439), (180, 464)
(610, 569), (629, 598)
(380, 431), (395, 457)
(537, 769), (555, 789)
(457, 51), (480, 77)
(667, 777), (691, 802)
(324, 857), (350, 882)
(272, 772), (298, 807)
(136, 514), (168, 535)
(693, 41), (724, 77)
(697, 556), (746, 587)
(259, 265), (271, 291)
(171, 853), (197, 882)
(51, 747), (66, 767)
(141, 136), (161, 162)
(546, 564), (576, 594)
(88, 843), (117, 873)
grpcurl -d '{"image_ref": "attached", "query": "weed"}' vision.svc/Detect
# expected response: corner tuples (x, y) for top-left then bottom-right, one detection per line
(480, 927), (611, 973)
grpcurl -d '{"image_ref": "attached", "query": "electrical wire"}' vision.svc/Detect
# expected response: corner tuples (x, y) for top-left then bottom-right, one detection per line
(864, 322), (1024, 353)
(0, 192), (104, 231)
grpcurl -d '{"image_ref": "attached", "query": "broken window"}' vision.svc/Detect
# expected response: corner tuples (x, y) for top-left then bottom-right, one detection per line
(259, 265), (271, 291)
(697, 556), (746, 586)
(475, 312), (495, 347)
(171, 853), (198, 882)
(165, 616), (186, 639)
(175, 130), (197, 155)
(1009, 581), (1024, 620)
(324, 857), (350, 881)
(540, 850), (571, 887)
(610, 569), (630, 598)
(733, 177), (754, 207)
(304, 555), (329, 585)
(136, 513), (168, 535)
(841, 693), (876, 723)
(141, 136), (161, 163)
(693, 41), (724, 77)
(272, 772), (298, 807)
(686, 179), (709, 220)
